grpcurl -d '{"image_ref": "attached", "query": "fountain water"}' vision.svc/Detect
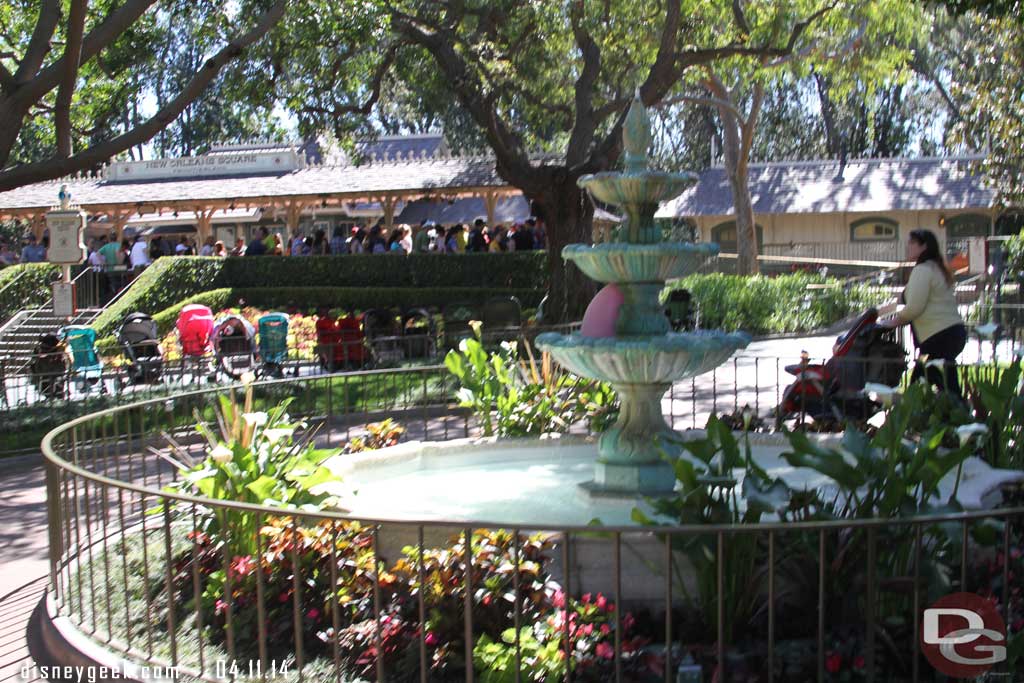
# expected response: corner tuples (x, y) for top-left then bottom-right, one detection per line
(535, 93), (750, 495)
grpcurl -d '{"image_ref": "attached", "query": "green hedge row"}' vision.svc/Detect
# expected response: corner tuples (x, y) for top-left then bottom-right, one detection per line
(91, 254), (547, 337)
(217, 252), (547, 289)
(0, 263), (60, 323)
(92, 257), (227, 337)
(664, 273), (883, 335)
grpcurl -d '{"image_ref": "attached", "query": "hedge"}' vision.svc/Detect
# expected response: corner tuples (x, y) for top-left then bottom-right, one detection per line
(0, 263), (60, 323)
(91, 254), (547, 337)
(216, 252), (547, 289)
(92, 257), (227, 337)
(663, 273), (883, 336)
(142, 286), (543, 335)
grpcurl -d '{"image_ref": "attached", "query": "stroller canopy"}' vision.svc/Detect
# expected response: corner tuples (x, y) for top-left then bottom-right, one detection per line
(177, 305), (215, 357)
(119, 312), (159, 345)
(214, 315), (256, 353)
(60, 326), (101, 371)
(257, 313), (289, 363)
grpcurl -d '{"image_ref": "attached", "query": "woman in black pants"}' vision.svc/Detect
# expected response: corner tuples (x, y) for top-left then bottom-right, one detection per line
(879, 229), (967, 396)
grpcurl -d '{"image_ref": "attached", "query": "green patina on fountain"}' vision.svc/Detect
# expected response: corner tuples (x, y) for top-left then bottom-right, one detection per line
(536, 93), (751, 495)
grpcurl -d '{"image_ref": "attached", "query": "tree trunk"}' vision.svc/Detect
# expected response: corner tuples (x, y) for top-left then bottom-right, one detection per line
(730, 167), (759, 276)
(531, 175), (596, 323)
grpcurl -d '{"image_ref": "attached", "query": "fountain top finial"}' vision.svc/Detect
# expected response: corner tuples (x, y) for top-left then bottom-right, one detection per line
(622, 89), (652, 173)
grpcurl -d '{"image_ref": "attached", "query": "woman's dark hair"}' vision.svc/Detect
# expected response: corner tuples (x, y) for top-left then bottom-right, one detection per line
(909, 229), (954, 286)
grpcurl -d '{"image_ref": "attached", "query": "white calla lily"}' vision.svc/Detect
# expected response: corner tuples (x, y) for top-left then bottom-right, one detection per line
(863, 382), (899, 407)
(209, 444), (233, 464)
(263, 427), (294, 445)
(955, 423), (989, 447)
(242, 411), (268, 428)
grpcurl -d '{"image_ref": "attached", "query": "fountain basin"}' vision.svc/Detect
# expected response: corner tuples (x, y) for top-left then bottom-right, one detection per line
(327, 433), (1023, 527)
(578, 170), (697, 208)
(534, 330), (751, 384)
(563, 242), (719, 283)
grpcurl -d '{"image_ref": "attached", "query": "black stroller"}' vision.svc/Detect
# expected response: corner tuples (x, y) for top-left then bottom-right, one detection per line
(213, 314), (257, 379)
(117, 312), (163, 384)
(30, 333), (67, 400)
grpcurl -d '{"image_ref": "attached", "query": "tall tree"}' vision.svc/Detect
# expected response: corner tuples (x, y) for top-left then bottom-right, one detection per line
(277, 0), (859, 319)
(950, 8), (1024, 207)
(669, 0), (919, 273)
(0, 0), (286, 192)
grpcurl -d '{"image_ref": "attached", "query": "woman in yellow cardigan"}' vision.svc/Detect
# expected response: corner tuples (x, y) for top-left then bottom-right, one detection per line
(880, 229), (967, 395)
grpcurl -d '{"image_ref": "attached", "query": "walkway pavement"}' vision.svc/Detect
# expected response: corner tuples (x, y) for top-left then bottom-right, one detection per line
(0, 454), (49, 683)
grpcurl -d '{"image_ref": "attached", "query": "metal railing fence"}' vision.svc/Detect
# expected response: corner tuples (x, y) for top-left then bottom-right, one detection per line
(39, 352), (1024, 682)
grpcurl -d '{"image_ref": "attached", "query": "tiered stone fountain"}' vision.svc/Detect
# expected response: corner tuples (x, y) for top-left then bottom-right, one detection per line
(536, 93), (750, 495)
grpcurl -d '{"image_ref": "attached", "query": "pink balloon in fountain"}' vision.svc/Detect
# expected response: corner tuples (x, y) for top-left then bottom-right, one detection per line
(580, 284), (624, 338)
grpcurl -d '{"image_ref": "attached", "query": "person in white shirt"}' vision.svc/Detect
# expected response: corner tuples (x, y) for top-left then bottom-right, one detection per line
(88, 248), (105, 272)
(130, 237), (152, 270)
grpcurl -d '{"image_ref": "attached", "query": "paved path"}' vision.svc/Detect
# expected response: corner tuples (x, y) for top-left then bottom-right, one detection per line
(0, 454), (49, 683)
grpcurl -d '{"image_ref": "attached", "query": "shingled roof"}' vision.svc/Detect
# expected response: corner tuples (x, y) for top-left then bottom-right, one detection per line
(0, 154), (509, 215)
(656, 156), (995, 218)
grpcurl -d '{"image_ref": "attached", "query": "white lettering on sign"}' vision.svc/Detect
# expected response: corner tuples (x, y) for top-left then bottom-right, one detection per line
(108, 151), (298, 182)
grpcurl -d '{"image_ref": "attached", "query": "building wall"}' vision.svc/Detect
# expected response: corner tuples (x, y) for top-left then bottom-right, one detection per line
(693, 208), (997, 253)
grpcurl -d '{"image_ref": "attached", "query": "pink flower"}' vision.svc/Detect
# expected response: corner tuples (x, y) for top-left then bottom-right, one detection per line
(581, 593), (592, 604)
(551, 590), (565, 608)
(230, 555), (256, 578)
(594, 594), (607, 610)
(595, 642), (614, 660)
(424, 631), (439, 647)
(307, 608), (321, 620)
(214, 599), (228, 615)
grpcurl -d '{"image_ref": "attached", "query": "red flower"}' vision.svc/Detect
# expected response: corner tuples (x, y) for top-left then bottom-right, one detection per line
(825, 652), (842, 673)
(594, 594), (607, 610)
(595, 642), (614, 660)
(424, 631), (439, 647)
(853, 655), (865, 670)
(306, 608), (321, 620)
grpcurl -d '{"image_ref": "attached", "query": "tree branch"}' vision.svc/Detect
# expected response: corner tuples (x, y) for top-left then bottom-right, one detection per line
(732, 0), (752, 35)
(0, 0), (286, 192)
(302, 44), (399, 120)
(55, 0), (89, 158)
(13, 0), (60, 84)
(656, 92), (742, 118)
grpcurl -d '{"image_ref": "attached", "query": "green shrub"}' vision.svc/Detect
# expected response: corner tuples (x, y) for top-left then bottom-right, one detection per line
(664, 273), (882, 335)
(92, 257), (227, 337)
(150, 288), (236, 335)
(1006, 229), (1024, 281)
(0, 263), (60, 323)
(217, 252), (547, 290)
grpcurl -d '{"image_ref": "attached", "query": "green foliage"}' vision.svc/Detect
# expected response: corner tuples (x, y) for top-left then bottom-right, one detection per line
(1006, 229), (1024, 281)
(0, 263), (60, 323)
(92, 257), (228, 337)
(217, 253), (547, 290)
(666, 273), (881, 334)
(342, 418), (405, 453)
(149, 288), (237, 336)
(164, 383), (344, 559)
(232, 285), (544, 311)
(445, 335), (618, 438)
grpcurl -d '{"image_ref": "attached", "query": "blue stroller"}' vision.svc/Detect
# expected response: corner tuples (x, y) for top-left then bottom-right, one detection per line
(59, 326), (105, 394)
(257, 312), (290, 378)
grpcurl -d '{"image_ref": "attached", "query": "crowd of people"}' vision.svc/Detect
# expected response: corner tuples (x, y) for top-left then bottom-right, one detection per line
(244, 217), (547, 257)
(0, 235), (49, 267)
(0, 216), (546, 273)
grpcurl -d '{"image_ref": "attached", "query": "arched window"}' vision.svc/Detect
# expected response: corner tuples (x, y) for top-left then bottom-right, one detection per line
(710, 221), (764, 254)
(945, 213), (991, 239)
(850, 216), (898, 241)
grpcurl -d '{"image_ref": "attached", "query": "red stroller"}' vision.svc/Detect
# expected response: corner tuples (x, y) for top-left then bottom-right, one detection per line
(777, 308), (906, 423)
(315, 310), (366, 371)
(176, 304), (215, 381)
